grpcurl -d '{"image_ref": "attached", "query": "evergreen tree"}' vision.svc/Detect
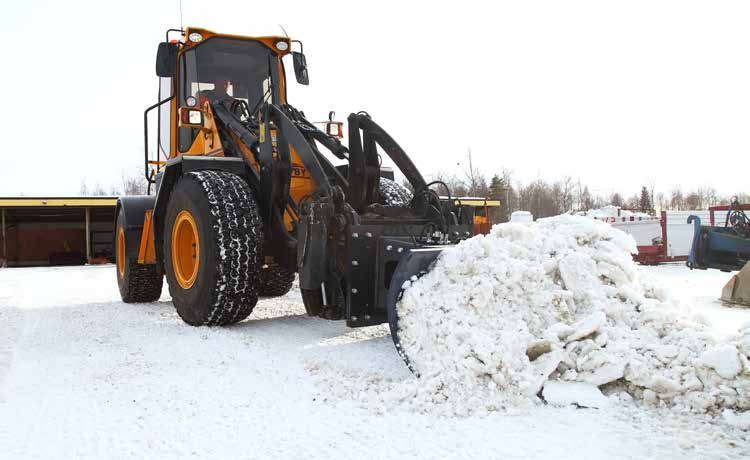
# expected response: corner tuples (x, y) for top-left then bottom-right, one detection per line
(488, 174), (508, 222)
(639, 186), (652, 212)
(581, 186), (594, 211)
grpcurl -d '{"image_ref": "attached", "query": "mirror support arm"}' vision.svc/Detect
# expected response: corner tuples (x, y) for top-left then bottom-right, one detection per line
(144, 93), (174, 187)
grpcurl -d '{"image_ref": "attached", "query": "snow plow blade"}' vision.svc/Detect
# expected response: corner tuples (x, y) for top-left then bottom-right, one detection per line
(720, 262), (750, 307)
(384, 247), (446, 373)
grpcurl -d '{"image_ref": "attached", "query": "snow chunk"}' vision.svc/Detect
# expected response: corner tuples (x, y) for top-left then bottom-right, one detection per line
(566, 312), (607, 343)
(528, 350), (565, 396)
(698, 345), (742, 379)
(542, 381), (609, 408)
(579, 362), (625, 386)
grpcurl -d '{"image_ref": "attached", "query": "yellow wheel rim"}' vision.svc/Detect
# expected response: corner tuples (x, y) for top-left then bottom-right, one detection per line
(172, 210), (200, 289)
(117, 228), (125, 279)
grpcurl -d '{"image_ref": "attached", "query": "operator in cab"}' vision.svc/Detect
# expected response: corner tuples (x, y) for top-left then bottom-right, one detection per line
(199, 78), (233, 105)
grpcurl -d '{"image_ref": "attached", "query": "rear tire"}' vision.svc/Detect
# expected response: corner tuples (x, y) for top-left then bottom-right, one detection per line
(164, 170), (263, 326)
(379, 177), (412, 207)
(258, 265), (295, 297)
(301, 281), (344, 320)
(115, 209), (163, 303)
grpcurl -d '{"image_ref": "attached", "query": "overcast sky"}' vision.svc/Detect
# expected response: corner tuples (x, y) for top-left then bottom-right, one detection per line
(1, 0), (748, 198)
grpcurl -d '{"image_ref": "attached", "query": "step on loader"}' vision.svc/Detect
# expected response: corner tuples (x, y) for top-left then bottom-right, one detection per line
(115, 27), (475, 366)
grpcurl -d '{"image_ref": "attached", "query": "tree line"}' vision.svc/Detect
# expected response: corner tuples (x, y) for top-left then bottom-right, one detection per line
(79, 170), (148, 197)
(419, 151), (749, 223)
(80, 158), (747, 224)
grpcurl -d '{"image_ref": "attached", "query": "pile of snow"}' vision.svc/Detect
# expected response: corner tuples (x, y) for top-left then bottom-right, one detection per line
(394, 215), (750, 419)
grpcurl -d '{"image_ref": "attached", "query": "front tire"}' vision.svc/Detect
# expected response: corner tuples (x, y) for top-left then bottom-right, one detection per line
(115, 208), (163, 303)
(164, 170), (263, 326)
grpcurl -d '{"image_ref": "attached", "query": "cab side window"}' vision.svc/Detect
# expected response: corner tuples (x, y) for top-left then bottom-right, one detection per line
(158, 77), (171, 158)
(179, 50), (198, 152)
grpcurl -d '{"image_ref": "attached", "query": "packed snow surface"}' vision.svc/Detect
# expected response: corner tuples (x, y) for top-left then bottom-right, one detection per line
(396, 215), (750, 417)
(1, 240), (749, 458)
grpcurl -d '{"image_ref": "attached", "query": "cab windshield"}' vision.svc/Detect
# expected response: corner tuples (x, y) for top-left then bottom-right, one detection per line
(178, 37), (279, 151)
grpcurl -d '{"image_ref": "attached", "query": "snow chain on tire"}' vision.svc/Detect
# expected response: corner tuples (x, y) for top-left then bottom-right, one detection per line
(165, 170), (263, 326)
(378, 177), (413, 207)
(120, 261), (163, 302)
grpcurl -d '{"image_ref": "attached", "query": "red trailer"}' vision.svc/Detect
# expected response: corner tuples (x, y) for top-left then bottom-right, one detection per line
(631, 211), (688, 265)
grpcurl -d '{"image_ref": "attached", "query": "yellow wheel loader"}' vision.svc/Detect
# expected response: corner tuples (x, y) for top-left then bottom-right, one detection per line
(115, 27), (474, 364)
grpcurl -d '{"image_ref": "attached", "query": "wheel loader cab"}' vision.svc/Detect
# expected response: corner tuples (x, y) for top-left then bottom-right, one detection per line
(170, 34), (288, 156)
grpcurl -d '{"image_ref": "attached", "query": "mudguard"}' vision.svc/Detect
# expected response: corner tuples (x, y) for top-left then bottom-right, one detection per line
(384, 247), (445, 374)
(152, 156), (247, 267)
(115, 196), (155, 259)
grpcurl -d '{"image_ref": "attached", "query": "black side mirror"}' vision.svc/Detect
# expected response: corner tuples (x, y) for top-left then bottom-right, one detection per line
(156, 42), (179, 77)
(292, 52), (309, 85)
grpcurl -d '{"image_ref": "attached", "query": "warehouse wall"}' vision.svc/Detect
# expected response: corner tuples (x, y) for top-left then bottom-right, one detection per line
(1, 222), (86, 266)
(0, 214), (114, 267)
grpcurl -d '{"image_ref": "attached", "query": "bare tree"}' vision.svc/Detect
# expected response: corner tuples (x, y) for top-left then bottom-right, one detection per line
(648, 179), (656, 213)
(625, 194), (640, 210)
(429, 171), (467, 197)
(95, 183), (110, 196)
(459, 149), (488, 196)
(557, 176), (576, 213)
(121, 172), (148, 196)
(670, 187), (684, 211)
(463, 149), (479, 195)
(697, 186), (718, 209)
(656, 192), (667, 211)
(503, 169), (517, 214)
(610, 192), (624, 207)
(684, 192), (702, 210)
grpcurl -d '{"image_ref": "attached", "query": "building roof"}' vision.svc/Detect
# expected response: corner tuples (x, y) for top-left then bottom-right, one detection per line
(0, 197), (118, 208)
(438, 196), (501, 207)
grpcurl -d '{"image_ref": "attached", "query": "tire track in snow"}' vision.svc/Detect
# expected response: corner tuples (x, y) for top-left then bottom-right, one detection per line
(0, 306), (22, 402)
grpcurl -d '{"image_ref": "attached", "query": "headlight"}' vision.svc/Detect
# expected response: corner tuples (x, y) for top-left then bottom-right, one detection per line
(188, 32), (203, 43)
(186, 96), (197, 107)
(275, 40), (289, 51)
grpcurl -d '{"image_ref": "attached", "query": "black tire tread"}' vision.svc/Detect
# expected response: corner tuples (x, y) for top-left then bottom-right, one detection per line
(121, 262), (163, 303)
(258, 265), (295, 297)
(378, 177), (412, 207)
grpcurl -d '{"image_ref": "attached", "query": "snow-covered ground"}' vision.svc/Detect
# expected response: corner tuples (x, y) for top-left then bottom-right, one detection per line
(0, 263), (748, 459)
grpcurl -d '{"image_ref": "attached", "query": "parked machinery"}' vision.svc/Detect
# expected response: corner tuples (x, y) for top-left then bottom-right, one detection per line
(688, 197), (750, 306)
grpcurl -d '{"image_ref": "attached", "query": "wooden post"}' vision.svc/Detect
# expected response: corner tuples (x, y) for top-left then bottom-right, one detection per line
(1, 208), (6, 263)
(660, 210), (668, 258)
(85, 207), (91, 263)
